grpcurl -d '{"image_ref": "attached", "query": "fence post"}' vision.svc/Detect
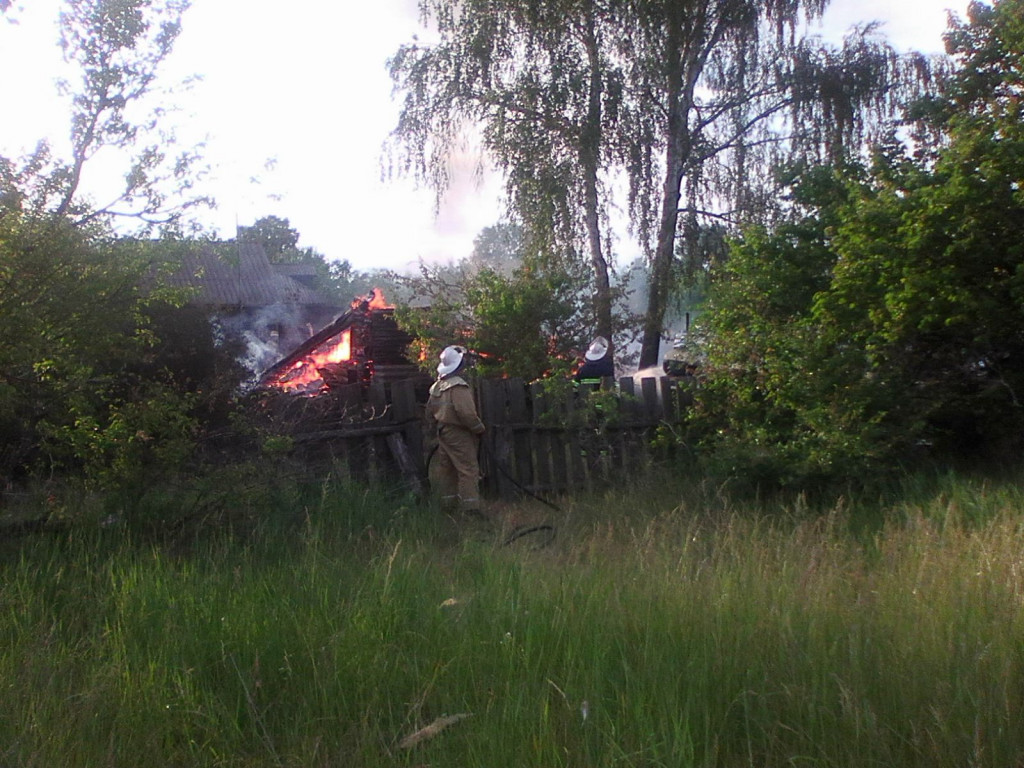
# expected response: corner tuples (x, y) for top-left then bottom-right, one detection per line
(639, 377), (661, 422)
(478, 379), (507, 497)
(389, 379), (424, 493)
(507, 379), (533, 497)
(530, 380), (554, 492)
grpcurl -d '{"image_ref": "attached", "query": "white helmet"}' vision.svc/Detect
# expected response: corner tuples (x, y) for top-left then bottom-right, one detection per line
(437, 345), (467, 377)
(584, 336), (609, 361)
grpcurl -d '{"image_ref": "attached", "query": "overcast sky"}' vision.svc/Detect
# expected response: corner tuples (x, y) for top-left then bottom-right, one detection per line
(1, 0), (971, 274)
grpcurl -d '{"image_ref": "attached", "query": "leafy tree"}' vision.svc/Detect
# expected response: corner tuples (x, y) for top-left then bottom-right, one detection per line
(692, 166), (862, 486)
(0, 220), (255, 496)
(2, 0), (209, 232)
(468, 222), (524, 276)
(694, 0), (1024, 486)
(238, 215), (302, 260)
(1, 215), (164, 482)
(389, 0), (929, 372)
(624, 3), (938, 368)
(0, 0), (239, 496)
(238, 214), (369, 305)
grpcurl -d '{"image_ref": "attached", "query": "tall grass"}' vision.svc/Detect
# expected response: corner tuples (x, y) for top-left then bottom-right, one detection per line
(2, 469), (1024, 766)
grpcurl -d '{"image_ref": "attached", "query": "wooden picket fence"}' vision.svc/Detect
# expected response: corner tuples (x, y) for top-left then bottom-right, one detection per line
(476, 376), (690, 499)
(282, 375), (692, 500)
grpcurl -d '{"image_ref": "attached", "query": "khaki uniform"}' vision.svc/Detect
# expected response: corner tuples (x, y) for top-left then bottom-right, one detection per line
(425, 374), (485, 511)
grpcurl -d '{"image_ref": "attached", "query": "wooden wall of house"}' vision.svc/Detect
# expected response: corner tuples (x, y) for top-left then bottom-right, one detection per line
(282, 376), (693, 499)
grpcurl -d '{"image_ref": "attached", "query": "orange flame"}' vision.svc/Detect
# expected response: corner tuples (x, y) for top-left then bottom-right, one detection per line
(268, 289), (392, 393)
(351, 287), (392, 311)
(275, 329), (352, 392)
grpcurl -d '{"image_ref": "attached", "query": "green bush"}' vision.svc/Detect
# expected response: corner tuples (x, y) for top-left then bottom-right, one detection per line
(691, 0), (1024, 487)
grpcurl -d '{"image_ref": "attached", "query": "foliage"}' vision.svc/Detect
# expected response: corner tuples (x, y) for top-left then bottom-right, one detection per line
(0, 213), (145, 480)
(692, 0), (1024, 489)
(388, 0), (935, 370)
(237, 215), (304, 260)
(44, 383), (200, 495)
(396, 257), (587, 380)
(51, 0), (210, 231)
(0, 0), (211, 236)
(788, 24), (944, 165)
(467, 222), (524, 276)
(626, 4), (938, 367)
(397, 216), (640, 380)
(0, 216), (248, 491)
(0, 0), (248, 501)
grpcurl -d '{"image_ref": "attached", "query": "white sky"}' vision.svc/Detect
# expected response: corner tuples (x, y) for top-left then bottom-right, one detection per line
(0, 0), (970, 274)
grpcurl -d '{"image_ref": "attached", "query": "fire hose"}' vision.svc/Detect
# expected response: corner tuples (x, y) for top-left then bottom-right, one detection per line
(425, 436), (559, 548)
(478, 437), (558, 548)
(478, 437), (561, 512)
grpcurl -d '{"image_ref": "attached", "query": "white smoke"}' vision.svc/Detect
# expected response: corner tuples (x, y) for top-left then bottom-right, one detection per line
(238, 329), (280, 377)
(212, 302), (319, 387)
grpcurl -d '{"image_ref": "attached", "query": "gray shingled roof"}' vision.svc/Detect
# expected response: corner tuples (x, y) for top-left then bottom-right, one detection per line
(169, 242), (333, 308)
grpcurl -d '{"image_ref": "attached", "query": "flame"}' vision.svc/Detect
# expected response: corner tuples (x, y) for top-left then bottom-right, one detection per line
(267, 289), (392, 393)
(351, 287), (392, 311)
(275, 329), (352, 392)
(323, 328), (352, 363)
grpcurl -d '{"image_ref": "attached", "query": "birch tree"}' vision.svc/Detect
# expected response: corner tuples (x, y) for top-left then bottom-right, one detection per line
(693, 0), (1024, 483)
(623, 0), (842, 367)
(389, 0), (623, 354)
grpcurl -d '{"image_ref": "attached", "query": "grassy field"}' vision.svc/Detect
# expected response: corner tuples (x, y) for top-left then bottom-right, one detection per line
(2, 469), (1024, 766)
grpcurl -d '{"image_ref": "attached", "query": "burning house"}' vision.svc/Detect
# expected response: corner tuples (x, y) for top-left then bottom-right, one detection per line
(258, 289), (425, 395)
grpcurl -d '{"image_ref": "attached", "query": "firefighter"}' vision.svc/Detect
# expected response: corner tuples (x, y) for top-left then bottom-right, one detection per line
(573, 336), (614, 386)
(425, 345), (486, 514)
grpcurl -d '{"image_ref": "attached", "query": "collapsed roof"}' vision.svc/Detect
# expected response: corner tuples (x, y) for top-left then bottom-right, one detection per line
(258, 291), (421, 394)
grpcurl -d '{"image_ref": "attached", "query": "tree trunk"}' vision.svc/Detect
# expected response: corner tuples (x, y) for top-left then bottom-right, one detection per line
(639, 145), (685, 369)
(638, 32), (689, 370)
(584, 174), (613, 345)
(581, 16), (614, 355)
(638, 5), (718, 370)
(55, 90), (106, 218)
